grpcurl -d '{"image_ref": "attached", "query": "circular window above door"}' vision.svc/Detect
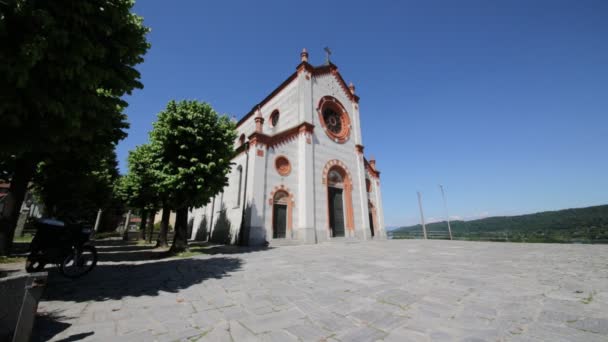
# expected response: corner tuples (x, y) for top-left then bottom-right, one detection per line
(275, 156), (291, 176)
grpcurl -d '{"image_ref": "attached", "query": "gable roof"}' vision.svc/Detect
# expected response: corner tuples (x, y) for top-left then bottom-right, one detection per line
(237, 62), (359, 129)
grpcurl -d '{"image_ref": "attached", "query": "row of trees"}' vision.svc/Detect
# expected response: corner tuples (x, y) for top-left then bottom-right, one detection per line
(0, 0), (150, 255)
(1, 1), (236, 255)
(118, 101), (237, 253)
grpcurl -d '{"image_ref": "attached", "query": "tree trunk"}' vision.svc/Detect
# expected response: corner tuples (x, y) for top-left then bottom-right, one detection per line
(170, 207), (189, 253)
(156, 206), (170, 248)
(122, 210), (131, 241)
(0, 156), (36, 256)
(147, 209), (155, 243)
(139, 209), (148, 240)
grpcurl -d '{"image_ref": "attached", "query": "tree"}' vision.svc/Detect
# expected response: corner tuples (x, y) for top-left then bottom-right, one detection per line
(0, 0), (150, 255)
(150, 100), (236, 253)
(33, 146), (121, 223)
(118, 144), (161, 240)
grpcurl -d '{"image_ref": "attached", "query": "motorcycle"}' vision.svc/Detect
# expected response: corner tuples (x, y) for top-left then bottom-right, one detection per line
(25, 218), (98, 278)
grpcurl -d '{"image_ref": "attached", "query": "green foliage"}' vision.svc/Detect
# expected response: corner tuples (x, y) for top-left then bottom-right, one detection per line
(391, 205), (608, 243)
(0, 256), (25, 264)
(33, 148), (121, 222)
(117, 143), (162, 210)
(150, 100), (237, 209)
(153, 222), (173, 232)
(0, 0), (150, 157)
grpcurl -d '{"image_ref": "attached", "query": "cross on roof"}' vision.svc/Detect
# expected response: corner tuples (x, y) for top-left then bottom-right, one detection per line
(324, 47), (332, 65)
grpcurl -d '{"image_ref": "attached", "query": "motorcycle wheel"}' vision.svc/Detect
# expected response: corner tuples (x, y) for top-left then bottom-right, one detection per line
(25, 254), (46, 273)
(60, 245), (98, 278)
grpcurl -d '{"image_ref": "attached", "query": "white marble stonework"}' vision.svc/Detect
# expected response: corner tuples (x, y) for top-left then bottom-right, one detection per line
(190, 50), (385, 245)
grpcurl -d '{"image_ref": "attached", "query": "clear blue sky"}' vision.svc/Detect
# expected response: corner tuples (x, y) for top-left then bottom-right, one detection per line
(119, 0), (608, 227)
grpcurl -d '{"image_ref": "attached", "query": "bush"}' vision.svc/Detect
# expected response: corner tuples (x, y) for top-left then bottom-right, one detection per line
(153, 222), (173, 232)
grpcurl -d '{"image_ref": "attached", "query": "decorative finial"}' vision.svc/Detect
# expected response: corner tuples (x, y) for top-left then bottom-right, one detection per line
(324, 47), (332, 65)
(300, 48), (309, 63)
(348, 82), (355, 95)
(254, 105), (264, 132)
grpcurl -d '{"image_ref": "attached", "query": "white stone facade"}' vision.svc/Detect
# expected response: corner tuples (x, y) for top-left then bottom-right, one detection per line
(190, 51), (385, 245)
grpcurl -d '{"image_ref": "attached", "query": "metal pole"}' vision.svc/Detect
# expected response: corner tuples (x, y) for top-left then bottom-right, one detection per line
(123, 210), (131, 233)
(439, 185), (453, 240)
(93, 209), (102, 232)
(417, 192), (427, 239)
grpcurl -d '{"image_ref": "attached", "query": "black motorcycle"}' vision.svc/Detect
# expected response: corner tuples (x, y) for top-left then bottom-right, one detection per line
(26, 218), (98, 278)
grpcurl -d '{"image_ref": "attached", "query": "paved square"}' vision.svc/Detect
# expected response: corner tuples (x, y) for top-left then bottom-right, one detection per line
(35, 240), (608, 341)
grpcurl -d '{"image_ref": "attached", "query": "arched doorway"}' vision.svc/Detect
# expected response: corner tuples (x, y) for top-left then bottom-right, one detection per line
(327, 169), (345, 237)
(272, 190), (289, 239)
(324, 163), (354, 238)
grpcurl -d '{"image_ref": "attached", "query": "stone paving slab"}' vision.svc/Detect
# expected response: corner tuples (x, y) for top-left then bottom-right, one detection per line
(32, 240), (608, 341)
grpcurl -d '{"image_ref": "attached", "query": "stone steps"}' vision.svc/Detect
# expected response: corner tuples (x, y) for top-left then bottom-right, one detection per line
(268, 239), (303, 247)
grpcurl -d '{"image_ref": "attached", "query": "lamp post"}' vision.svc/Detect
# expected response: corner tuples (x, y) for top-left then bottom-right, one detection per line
(417, 191), (427, 239)
(439, 185), (453, 240)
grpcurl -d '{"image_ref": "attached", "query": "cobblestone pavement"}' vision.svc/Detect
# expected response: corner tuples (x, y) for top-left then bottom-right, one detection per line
(34, 240), (608, 341)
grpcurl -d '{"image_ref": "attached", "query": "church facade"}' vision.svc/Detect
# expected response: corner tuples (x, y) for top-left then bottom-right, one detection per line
(190, 49), (385, 245)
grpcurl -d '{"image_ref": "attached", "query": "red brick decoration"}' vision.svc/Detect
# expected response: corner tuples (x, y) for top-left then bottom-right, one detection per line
(275, 156), (291, 176)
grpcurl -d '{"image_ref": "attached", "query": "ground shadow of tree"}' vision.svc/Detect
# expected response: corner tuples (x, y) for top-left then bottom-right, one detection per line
(210, 207), (231, 244)
(194, 215), (208, 241)
(42, 257), (243, 303)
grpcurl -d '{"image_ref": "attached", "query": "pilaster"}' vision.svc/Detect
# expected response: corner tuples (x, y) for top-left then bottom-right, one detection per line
(373, 177), (386, 239)
(354, 145), (371, 240)
(244, 129), (270, 245)
(296, 123), (315, 243)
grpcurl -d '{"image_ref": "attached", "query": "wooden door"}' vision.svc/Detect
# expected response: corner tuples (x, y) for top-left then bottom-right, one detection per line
(273, 204), (287, 239)
(329, 187), (345, 237)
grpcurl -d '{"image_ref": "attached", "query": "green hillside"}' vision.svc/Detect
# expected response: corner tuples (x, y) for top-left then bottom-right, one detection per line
(390, 204), (608, 243)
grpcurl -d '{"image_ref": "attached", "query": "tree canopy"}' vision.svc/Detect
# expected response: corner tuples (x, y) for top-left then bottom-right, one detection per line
(33, 146), (120, 223)
(0, 0), (149, 157)
(151, 100), (237, 210)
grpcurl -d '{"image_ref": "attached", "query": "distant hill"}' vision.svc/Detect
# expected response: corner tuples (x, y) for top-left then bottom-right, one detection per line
(390, 204), (608, 243)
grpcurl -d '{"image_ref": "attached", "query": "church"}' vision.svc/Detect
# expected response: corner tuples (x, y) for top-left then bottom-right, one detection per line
(189, 49), (385, 245)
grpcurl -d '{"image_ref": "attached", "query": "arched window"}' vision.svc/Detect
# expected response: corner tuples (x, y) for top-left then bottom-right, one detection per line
(236, 165), (243, 207)
(366, 178), (372, 193)
(270, 110), (279, 127)
(239, 134), (245, 146)
(273, 190), (289, 204)
(328, 169), (344, 187)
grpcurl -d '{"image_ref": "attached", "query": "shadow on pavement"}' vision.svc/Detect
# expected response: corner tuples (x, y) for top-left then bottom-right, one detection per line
(31, 311), (76, 342)
(42, 256), (243, 302)
(33, 240), (254, 340)
(93, 240), (274, 263)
